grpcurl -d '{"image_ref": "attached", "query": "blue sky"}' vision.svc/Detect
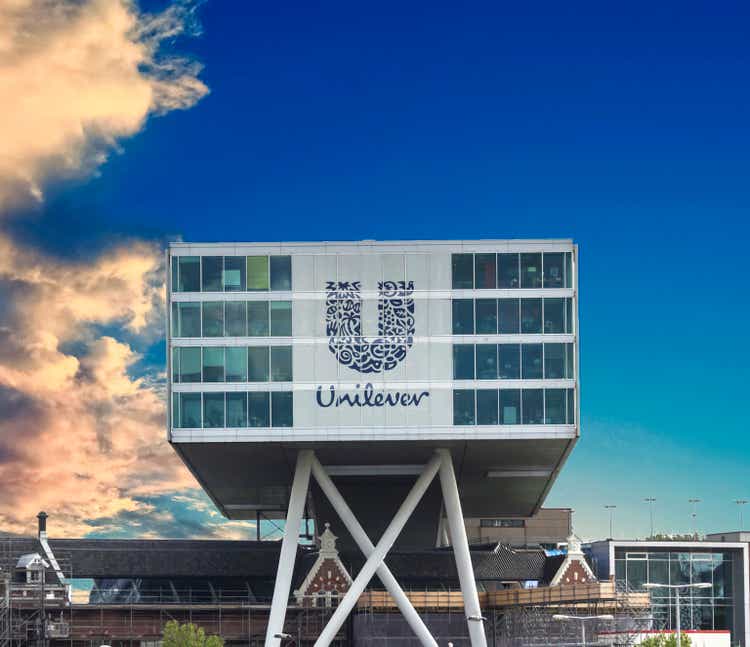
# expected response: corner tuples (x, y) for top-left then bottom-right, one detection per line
(1, 0), (748, 540)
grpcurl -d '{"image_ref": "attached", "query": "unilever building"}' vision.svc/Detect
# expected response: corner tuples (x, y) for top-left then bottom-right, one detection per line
(166, 239), (579, 646)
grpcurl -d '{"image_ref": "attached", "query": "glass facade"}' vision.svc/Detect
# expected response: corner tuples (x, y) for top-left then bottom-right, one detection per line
(172, 300), (292, 337)
(452, 343), (575, 380)
(452, 298), (573, 335)
(172, 255), (292, 293)
(173, 391), (293, 428)
(453, 388), (574, 425)
(452, 252), (572, 289)
(172, 345), (293, 383)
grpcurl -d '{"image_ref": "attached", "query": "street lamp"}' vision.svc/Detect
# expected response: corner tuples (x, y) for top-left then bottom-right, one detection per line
(553, 614), (614, 647)
(604, 505), (616, 538)
(643, 582), (712, 647)
(734, 499), (748, 530)
(644, 498), (657, 538)
(688, 499), (701, 537)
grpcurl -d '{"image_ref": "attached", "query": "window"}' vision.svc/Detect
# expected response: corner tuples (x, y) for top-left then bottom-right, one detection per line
(543, 253), (564, 288)
(179, 393), (201, 428)
(271, 391), (293, 427)
(475, 299), (497, 334)
(203, 392), (225, 428)
(522, 389), (543, 424)
(271, 346), (293, 381)
(500, 389), (520, 424)
(544, 343), (565, 379)
(476, 344), (497, 379)
(225, 301), (247, 336)
(225, 347), (247, 382)
(202, 302), (224, 337)
(177, 302), (201, 337)
(224, 257), (246, 292)
(497, 253), (519, 288)
(248, 347), (270, 382)
(476, 389), (498, 425)
(248, 301), (270, 336)
(270, 301), (292, 336)
(565, 253), (572, 288)
(521, 299), (542, 333)
(545, 389), (566, 424)
(521, 344), (543, 379)
(453, 344), (475, 379)
(481, 519), (524, 528)
(452, 299), (474, 334)
(452, 254), (473, 289)
(202, 347), (224, 382)
(474, 254), (496, 289)
(226, 392), (248, 427)
(498, 344), (520, 379)
(201, 256), (223, 292)
(178, 347), (201, 383)
(270, 256), (292, 291)
(567, 389), (575, 424)
(543, 298), (565, 333)
(521, 253), (542, 288)
(247, 256), (269, 291)
(566, 343), (574, 378)
(248, 392), (270, 427)
(498, 299), (520, 334)
(177, 256), (200, 292)
(453, 390), (475, 425)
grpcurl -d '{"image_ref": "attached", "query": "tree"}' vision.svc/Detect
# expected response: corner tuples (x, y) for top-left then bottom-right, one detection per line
(162, 620), (224, 647)
(639, 633), (692, 647)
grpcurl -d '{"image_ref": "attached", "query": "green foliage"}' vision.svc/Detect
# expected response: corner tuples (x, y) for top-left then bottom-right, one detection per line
(639, 632), (692, 647)
(162, 620), (224, 647)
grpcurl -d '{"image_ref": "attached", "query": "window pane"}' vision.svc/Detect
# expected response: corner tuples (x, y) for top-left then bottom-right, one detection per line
(271, 346), (293, 381)
(178, 257), (200, 292)
(498, 344), (520, 379)
(567, 388), (575, 424)
(565, 252), (572, 288)
(452, 254), (473, 289)
(271, 301), (292, 336)
(545, 389), (566, 424)
(474, 254), (496, 289)
(225, 301), (247, 336)
(522, 389), (543, 424)
(521, 299), (542, 333)
(172, 347), (179, 383)
(566, 298), (573, 333)
(543, 253), (564, 288)
(453, 390), (475, 425)
(202, 302), (224, 337)
(521, 253), (542, 288)
(565, 343), (574, 379)
(248, 392), (270, 427)
(248, 347), (270, 382)
(171, 302), (179, 337)
(476, 389), (498, 425)
(247, 256), (269, 291)
(172, 392), (179, 427)
(203, 392), (225, 428)
(202, 347), (224, 382)
(178, 303), (201, 337)
(522, 344), (543, 379)
(452, 299), (474, 334)
(180, 393), (201, 428)
(543, 298), (565, 333)
(270, 256), (292, 291)
(476, 344), (498, 379)
(225, 347), (247, 382)
(171, 257), (178, 291)
(500, 390), (520, 424)
(248, 301), (270, 336)
(271, 391), (293, 427)
(452, 344), (474, 380)
(201, 256), (223, 292)
(544, 343), (565, 379)
(498, 253), (519, 288)
(226, 392), (248, 427)
(498, 299), (520, 334)
(475, 299), (497, 334)
(224, 257), (246, 292)
(179, 347), (202, 383)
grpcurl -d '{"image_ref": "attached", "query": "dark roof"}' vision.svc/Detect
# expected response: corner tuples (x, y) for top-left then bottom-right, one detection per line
(541, 554), (566, 583)
(472, 545), (547, 581)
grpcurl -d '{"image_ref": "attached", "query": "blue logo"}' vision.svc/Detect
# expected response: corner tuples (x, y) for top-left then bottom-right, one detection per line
(325, 280), (415, 374)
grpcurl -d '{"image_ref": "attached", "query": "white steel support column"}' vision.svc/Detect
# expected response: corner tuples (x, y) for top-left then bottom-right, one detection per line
(265, 450), (313, 647)
(314, 453), (442, 647)
(437, 449), (488, 647)
(309, 455), (438, 647)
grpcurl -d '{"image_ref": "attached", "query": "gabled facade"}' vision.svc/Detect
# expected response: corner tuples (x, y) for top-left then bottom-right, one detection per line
(294, 524), (352, 608)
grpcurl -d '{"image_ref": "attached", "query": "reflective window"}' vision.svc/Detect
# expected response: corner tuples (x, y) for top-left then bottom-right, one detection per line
(225, 301), (247, 336)
(224, 257), (246, 292)
(201, 256), (223, 292)
(522, 344), (543, 379)
(475, 254), (496, 289)
(452, 299), (474, 334)
(171, 302), (179, 337)
(179, 393), (201, 428)
(522, 389), (543, 424)
(270, 301), (292, 336)
(178, 347), (201, 383)
(498, 344), (520, 379)
(177, 256), (200, 292)
(567, 389), (575, 424)
(247, 256), (269, 291)
(544, 343), (565, 379)
(270, 256), (292, 291)
(500, 390), (520, 424)
(226, 392), (248, 427)
(543, 298), (565, 333)
(271, 391), (293, 427)
(476, 344), (498, 379)
(248, 392), (270, 427)
(521, 298), (542, 333)
(248, 347), (270, 382)
(202, 302), (224, 337)
(178, 302), (201, 337)
(203, 392), (225, 428)
(498, 253), (519, 288)
(545, 389), (566, 424)
(271, 346), (293, 382)
(475, 299), (497, 334)
(521, 253), (542, 288)
(498, 299), (520, 334)
(453, 389), (475, 425)
(543, 253), (564, 288)
(477, 389), (499, 425)
(225, 347), (247, 382)
(248, 301), (270, 336)
(202, 347), (224, 382)
(453, 344), (475, 380)
(452, 254), (474, 289)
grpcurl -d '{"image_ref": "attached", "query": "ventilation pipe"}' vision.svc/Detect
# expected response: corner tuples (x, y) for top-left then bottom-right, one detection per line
(37, 512), (66, 590)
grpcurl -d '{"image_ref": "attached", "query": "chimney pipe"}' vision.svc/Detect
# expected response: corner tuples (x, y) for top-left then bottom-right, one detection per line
(37, 511), (48, 536)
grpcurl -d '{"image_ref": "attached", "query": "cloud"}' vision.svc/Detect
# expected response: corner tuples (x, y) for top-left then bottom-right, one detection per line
(0, 0), (209, 211)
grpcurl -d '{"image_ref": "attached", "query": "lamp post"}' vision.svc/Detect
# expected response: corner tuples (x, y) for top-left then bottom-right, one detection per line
(643, 582), (712, 647)
(644, 497), (656, 538)
(734, 499), (748, 530)
(553, 614), (614, 647)
(688, 499), (701, 537)
(604, 505), (616, 539)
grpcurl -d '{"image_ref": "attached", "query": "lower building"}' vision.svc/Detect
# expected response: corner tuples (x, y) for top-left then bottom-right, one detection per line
(462, 508), (572, 548)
